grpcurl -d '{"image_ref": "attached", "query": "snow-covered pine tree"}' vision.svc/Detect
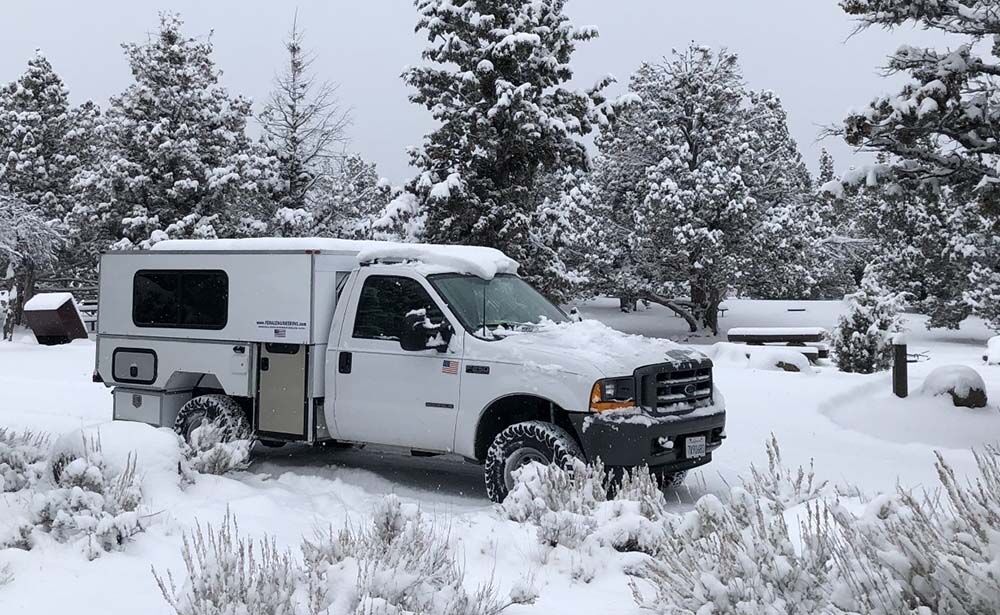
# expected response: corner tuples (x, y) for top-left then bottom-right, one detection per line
(589, 45), (813, 333)
(402, 0), (610, 297)
(523, 168), (597, 302)
(832, 270), (904, 374)
(733, 89), (823, 301)
(0, 189), (62, 338)
(78, 13), (277, 249)
(309, 153), (396, 240)
(818, 149), (835, 185)
(836, 0), (1000, 331)
(260, 15), (350, 214)
(0, 51), (101, 279)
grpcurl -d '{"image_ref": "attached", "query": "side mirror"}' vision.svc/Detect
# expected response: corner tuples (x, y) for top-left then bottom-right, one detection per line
(400, 310), (453, 352)
(568, 306), (583, 322)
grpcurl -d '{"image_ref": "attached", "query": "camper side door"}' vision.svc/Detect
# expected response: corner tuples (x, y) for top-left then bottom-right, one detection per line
(332, 269), (463, 452)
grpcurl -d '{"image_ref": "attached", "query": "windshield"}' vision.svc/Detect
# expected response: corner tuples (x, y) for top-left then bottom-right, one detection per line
(429, 273), (567, 337)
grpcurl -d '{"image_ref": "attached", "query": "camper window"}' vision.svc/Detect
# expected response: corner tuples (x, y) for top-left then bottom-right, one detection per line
(133, 270), (228, 329)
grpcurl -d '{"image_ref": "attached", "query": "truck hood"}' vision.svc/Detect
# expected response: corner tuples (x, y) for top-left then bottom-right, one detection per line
(479, 319), (709, 378)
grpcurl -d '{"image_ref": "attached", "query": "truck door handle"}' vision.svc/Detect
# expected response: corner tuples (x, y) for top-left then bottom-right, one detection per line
(260, 357), (270, 372)
(338, 352), (352, 374)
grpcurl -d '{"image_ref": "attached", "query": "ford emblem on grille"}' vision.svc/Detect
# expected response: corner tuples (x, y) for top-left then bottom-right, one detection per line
(683, 384), (697, 396)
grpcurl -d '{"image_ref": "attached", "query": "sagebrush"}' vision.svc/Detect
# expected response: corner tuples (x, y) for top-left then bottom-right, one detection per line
(156, 495), (523, 615)
(504, 437), (1000, 615)
(7, 434), (144, 559)
(0, 427), (48, 493)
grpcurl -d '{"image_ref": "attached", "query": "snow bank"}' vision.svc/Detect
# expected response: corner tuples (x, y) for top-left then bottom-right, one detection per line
(988, 336), (1000, 365)
(706, 342), (814, 373)
(151, 237), (519, 279)
(747, 347), (815, 374)
(23, 292), (74, 312)
(918, 365), (987, 399)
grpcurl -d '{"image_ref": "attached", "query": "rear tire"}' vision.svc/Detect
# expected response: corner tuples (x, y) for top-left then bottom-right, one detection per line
(174, 394), (250, 444)
(484, 421), (583, 503)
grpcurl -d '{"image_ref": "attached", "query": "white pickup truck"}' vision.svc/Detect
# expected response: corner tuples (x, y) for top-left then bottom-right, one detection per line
(94, 238), (726, 501)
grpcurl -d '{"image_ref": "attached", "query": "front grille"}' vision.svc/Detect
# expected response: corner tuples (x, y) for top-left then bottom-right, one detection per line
(636, 360), (713, 413)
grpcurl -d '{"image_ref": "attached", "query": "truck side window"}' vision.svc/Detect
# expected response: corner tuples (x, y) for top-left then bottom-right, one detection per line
(352, 276), (443, 341)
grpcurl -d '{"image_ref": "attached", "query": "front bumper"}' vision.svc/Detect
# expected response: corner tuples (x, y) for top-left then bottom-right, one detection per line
(568, 406), (726, 472)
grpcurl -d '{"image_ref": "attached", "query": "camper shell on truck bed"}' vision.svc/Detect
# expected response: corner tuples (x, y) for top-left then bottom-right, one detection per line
(97, 245), (355, 440)
(95, 237), (726, 502)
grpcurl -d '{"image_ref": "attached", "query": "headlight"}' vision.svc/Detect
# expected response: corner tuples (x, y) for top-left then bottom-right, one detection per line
(589, 376), (635, 412)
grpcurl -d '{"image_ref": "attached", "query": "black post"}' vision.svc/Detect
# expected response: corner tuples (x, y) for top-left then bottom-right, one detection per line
(892, 341), (908, 398)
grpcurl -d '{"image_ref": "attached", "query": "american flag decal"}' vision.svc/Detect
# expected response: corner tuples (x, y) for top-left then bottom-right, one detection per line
(441, 359), (459, 375)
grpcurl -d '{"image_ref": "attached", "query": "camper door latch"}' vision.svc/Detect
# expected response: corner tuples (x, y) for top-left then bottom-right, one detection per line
(233, 345), (245, 354)
(338, 352), (352, 374)
(260, 357), (270, 372)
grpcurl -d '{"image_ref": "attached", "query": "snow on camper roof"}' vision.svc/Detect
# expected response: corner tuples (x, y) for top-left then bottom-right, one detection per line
(150, 237), (519, 279)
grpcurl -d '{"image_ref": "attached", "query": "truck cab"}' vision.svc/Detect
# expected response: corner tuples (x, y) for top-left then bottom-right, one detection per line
(95, 238), (726, 501)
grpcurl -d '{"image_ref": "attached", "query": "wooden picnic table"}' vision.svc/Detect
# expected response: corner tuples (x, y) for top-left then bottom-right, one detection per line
(726, 327), (830, 361)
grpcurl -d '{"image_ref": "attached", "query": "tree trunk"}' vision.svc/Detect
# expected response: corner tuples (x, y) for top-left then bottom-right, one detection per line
(618, 295), (637, 313)
(6, 264), (37, 339)
(641, 292), (698, 333)
(690, 282), (721, 335)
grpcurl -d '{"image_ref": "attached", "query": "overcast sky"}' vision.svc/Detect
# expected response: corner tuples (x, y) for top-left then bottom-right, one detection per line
(1, 1), (944, 183)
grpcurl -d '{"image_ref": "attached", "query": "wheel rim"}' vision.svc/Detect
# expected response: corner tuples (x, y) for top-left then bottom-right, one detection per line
(503, 447), (549, 491)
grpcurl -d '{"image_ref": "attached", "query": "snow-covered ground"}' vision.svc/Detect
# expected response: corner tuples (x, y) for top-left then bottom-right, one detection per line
(1, 299), (997, 614)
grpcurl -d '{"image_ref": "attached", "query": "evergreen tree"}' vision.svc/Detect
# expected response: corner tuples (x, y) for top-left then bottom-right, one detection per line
(0, 188), (62, 338)
(402, 0), (610, 296)
(260, 15), (350, 212)
(835, 0), (1000, 330)
(77, 13), (277, 249)
(589, 45), (813, 333)
(309, 153), (395, 240)
(0, 51), (101, 278)
(832, 270), (904, 374)
(818, 148), (835, 185)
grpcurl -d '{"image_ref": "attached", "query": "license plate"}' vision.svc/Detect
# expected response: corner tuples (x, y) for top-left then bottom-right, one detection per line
(685, 436), (706, 459)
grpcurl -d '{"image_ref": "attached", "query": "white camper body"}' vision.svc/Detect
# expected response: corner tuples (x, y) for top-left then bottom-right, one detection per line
(97, 246), (354, 441)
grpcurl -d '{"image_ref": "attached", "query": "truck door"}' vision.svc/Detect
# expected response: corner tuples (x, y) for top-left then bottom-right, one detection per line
(333, 272), (462, 452)
(256, 343), (308, 438)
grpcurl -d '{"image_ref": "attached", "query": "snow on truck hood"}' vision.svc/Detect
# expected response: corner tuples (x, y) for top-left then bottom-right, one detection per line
(494, 319), (709, 378)
(150, 237), (518, 279)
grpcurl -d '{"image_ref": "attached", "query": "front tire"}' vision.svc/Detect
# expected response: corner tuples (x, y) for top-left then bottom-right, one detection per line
(484, 421), (583, 503)
(174, 394), (250, 445)
(653, 469), (688, 489)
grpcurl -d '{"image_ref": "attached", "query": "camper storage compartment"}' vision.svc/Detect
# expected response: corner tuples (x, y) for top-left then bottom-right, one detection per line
(113, 388), (191, 427)
(113, 348), (157, 384)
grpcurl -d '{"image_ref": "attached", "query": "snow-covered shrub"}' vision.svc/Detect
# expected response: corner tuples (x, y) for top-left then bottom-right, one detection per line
(154, 510), (297, 615)
(987, 336), (999, 365)
(744, 434), (829, 511)
(0, 563), (10, 587)
(821, 449), (1000, 615)
(305, 494), (511, 615)
(181, 422), (252, 476)
(14, 435), (143, 559)
(0, 428), (49, 492)
(501, 458), (608, 524)
(503, 460), (672, 554)
(918, 365), (988, 408)
(747, 348), (814, 374)
(832, 272), (904, 374)
(631, 490), (832, 614)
